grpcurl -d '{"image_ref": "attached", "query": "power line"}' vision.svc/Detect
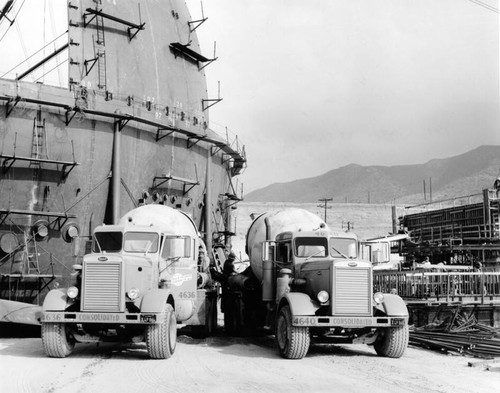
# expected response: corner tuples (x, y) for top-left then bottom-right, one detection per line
(0, 30), (67, 78)
(0, 0), (26, 44)
(33, 57), (68, 83)
(467, 0), (499, 13)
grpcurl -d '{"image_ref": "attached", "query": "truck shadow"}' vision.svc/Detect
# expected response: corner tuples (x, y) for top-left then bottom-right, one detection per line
(179, 329), (378, 359)
(307, 343), (378, 357)
(178, 332), (279, 359)
(0, 328), (377, 360)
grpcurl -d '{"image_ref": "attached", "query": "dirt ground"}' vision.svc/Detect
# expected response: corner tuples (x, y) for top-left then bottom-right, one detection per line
(1, 331), (499, 393)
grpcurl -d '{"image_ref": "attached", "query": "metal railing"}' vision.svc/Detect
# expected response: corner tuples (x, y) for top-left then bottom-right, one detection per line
(373, 271), (500, 304)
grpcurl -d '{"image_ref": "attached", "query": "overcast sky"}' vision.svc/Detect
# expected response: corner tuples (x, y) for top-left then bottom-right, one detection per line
(0, 1), (497, 194)
(187, 0), (500, 193)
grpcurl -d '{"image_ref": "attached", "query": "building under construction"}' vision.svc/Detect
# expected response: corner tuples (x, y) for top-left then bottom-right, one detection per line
(400, 188), (499, 270)
(373, 186), (500, 328)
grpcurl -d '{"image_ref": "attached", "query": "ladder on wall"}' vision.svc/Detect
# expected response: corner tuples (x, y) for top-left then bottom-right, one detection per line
(212, 244), (226, 273)
(31, 116), (47, 162)
(97, 48), (107, 90)
(24, 232), (40, 275)
(96, 13), (107, 90)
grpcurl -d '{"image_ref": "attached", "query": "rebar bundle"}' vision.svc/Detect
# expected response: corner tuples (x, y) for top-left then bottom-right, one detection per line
(409, 310), (500, 358)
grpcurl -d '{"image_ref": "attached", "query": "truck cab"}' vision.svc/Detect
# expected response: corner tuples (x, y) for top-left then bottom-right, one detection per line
(268, 229), (408, 359)
(85, 222), (197, 321)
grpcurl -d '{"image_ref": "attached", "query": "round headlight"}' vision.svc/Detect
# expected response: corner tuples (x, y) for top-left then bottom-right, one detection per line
(373, 292), (384, 304)
(128, 287), (140, 300)
(317, 290), (330, 303)
(67, 286), (79, 299)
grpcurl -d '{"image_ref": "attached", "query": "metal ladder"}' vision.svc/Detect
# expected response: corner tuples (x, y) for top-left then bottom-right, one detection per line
(212, 244), (226, 273)
(24, 232), (40, 275)
(31, 115), (47, 162)
(96, 13), (107, 90)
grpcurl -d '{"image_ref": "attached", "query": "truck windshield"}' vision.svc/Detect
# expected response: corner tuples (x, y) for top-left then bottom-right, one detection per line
(330, 237), (357, 258)
(93, 232), (123, 253)
(294, 237), (328, 258)
(124, 232), (159, 253)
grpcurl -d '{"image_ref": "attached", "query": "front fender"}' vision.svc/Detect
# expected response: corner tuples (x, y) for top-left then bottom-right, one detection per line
(376, 293), (408, 317)
(280, 292), (319, 316)
(42, 289), (70, 312)
(140, 289), (195, 322)
(140, 289), (172, 313)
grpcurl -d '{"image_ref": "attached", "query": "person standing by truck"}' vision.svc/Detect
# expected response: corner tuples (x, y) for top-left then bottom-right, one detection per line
(223, 251), (237, 275)
(197, 244), (210, 273)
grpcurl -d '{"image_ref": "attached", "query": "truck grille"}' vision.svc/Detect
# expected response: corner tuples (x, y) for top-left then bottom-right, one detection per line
(82, 261), (123, 312)
(333, 266), (371, 316)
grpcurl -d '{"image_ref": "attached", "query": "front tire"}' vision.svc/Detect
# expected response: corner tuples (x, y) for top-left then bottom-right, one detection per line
(146, 303), (177, 359)
(41, 322), (75, 358)
(275, 305), (310, 359)
(374, 324), (409, 358)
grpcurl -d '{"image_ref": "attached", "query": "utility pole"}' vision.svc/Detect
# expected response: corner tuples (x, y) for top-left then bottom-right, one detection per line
(429, 177), (432, 203)
(318, 198), (333, 223)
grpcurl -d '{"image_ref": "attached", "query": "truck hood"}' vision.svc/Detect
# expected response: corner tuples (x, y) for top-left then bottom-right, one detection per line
(83, 253), (153, 266)
(297, 258), (372, 272)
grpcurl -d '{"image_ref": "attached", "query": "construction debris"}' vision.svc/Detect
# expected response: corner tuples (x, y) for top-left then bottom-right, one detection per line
(468, 359), (500, 372)
(409, 307), (500, 360)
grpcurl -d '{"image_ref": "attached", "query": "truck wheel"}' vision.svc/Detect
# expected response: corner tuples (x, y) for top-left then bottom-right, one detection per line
(275, 305), (310, 359)
(374, 324), (409, 358)
(146, 303), (177, 359)
(41, 322), (75, 358)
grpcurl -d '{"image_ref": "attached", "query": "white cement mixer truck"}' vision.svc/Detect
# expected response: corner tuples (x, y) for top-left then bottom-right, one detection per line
(40, 205), (217, 359)
(220, 208), (409, 359)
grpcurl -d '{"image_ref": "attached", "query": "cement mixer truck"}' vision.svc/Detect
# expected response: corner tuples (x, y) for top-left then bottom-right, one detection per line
(220, 208), (409, 359)
(40, 205), (217, 359)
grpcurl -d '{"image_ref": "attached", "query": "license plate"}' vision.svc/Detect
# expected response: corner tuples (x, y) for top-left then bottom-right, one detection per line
(141, 314), (156, 323)
(391, 318), (405, 326)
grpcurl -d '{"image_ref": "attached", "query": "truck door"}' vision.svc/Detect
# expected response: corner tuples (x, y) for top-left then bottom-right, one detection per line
(160, 236), (197, 321)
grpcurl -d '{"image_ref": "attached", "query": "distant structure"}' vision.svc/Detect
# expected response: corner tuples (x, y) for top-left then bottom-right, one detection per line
(317, 198), (333, 223)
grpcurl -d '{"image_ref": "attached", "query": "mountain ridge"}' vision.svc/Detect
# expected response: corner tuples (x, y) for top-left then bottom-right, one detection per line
(245, 145), (500, 203)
